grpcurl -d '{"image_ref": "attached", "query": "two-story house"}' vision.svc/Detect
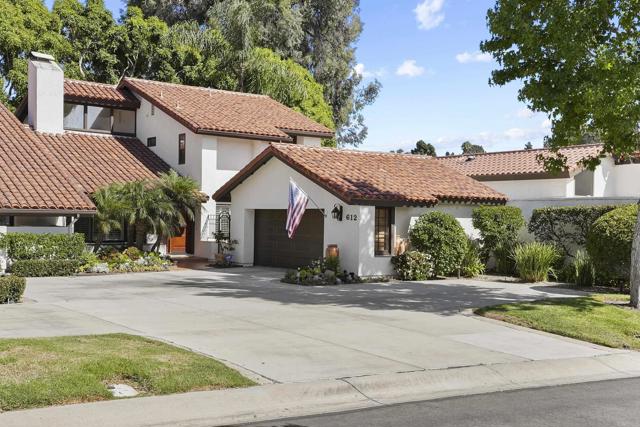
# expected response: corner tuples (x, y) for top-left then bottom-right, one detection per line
(2, 52), (333, 259)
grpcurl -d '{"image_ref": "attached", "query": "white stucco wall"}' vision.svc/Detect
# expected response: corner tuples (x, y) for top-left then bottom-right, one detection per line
(483, 178), (574, 199)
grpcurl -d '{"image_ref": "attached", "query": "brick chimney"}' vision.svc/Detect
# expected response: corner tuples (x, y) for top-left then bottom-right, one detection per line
(27, 52), (64, 134)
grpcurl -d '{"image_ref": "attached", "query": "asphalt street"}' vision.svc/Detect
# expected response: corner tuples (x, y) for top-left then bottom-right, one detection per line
(237, 378), (640, 427)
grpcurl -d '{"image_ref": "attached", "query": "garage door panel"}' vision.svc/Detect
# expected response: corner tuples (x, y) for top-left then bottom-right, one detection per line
(254, 210), (324, 268)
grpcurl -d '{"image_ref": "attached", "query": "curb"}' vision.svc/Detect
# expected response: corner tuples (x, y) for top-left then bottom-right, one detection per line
(2, 353), (639, 427)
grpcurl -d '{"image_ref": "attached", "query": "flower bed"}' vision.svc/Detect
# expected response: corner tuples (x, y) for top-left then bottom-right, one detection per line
(80, 247), (173, 274)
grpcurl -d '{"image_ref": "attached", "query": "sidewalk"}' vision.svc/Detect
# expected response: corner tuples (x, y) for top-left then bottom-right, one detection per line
(2, 352), (640, 427)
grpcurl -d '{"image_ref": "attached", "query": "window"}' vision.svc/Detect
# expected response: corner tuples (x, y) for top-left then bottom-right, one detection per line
(87, 106), (111, 132)
(374, 207), (394, 256)
(62, 103), (136, 135)
(151, 104), (155, 116)
(63, 103), (84, 129)
(74, 216), (126, 243)
(112, 109), (136, 134)
(0, 215), (13, 226)
(178, 133), (186, 164)
(147, 137), (156, 147)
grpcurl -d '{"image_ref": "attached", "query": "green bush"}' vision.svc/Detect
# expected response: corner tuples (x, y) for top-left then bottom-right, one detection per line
(0, 233), (85, 261)
(571, 250), (596, 287)
(586, 204), (639, 284)
(512, 242), (560, 282)
(529, 205), (621, 256)
(409, 211), (467, 276)
(122, 247), (143, 261)
(461, 239), (485, 278)
(11, 260), (81, 277)
(472, 206), (524, 273)
(391, 251), (434, 281)
(0, 276), (26, 303)
(324, 255), (340, 273)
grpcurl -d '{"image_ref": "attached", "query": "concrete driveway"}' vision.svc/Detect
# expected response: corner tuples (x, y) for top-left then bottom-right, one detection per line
(0, 268), (617, 384)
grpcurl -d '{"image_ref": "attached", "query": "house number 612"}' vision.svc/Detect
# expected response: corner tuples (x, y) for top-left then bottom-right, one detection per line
(345, 214), (358, 221)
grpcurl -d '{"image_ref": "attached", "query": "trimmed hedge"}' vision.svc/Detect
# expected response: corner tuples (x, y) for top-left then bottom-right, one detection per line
(528, 205), (621, 256)
(0, 233), (85, 261)
(472, 206), (524, 273)
(586, 204), (639, 284)
(11, 260), (81, 278)
(0, 276), (26, 303)
(409, 211), (467, 276)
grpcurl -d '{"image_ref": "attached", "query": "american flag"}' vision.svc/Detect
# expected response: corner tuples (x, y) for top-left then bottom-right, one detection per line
(286, 179), (309, 239)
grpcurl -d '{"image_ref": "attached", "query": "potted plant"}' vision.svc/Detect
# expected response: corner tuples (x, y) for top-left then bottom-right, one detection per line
(213, 231), (238, 266)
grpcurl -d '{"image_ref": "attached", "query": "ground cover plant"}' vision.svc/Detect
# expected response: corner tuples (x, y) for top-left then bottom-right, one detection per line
(476, 294), (640, 350)
(0, 333), (255, 411)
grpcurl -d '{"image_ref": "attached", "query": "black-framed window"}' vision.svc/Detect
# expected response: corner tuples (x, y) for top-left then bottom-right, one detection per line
(75, 216), (126, 243)
(62, 102), (136, 136)
(178, 133), (186, 164)
(374, 207), (394, 256)
(147, 137), (156, 147)
(0, 215), (14, 226)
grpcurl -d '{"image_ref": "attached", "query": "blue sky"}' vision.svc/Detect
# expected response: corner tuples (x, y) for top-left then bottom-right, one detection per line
(46, 0), (550, 155)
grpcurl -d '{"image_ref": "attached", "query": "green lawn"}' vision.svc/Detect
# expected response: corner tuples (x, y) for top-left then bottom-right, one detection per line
(475, 294), (640, 350)
(0, 333), (255, 411)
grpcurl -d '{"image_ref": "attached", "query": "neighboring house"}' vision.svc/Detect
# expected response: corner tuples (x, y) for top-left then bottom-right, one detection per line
(3, 53), (333, 258)
(212, 143), (507, 276)
(438, 145), (640, 220)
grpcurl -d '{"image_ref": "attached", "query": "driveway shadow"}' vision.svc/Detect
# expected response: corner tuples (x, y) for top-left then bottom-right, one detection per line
(149, 270), (582, 315)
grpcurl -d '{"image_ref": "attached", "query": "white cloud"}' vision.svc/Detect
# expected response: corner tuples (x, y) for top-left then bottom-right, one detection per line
(455, 51), (492, 64)
(414, 0), (445, 30)
(354, 63), (386, 79)
(516, 108), (535, 119)
(396, 59), (425, 77)
(504, 128), (528, 139)
(541, 118), (552, 129)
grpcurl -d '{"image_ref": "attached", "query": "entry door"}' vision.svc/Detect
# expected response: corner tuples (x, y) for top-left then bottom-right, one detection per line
(169, 228), (186, 254)
(254, 209), (324, 269)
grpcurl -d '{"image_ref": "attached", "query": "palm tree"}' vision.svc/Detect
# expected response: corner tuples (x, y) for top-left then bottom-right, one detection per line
(154, 171), (203, 251)
(91, 184), (126, 252)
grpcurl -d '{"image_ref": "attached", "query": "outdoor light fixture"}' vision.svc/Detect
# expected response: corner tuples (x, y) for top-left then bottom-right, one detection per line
(331, 204), (343, 221)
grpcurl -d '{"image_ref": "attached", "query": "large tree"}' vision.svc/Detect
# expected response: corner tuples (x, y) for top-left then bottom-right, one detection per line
(411, 140), (437, 156)
(482, 0), (640, 308)
(461, 141), (485, 155)
(129, 0), (379, 146)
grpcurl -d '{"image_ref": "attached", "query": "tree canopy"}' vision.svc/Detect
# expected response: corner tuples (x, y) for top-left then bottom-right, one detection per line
(481, 0), (640, 307)
(0, 0), (376, 144)
(461, 141), (485, 155)
(411, 140), (437, 156)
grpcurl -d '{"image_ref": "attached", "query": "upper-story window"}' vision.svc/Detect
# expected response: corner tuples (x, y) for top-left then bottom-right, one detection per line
(63, 102), (136, 136)
(178, 133), (186, 164)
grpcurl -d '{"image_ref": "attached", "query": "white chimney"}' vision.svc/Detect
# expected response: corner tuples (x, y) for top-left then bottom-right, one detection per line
(27, 52), (64, 134)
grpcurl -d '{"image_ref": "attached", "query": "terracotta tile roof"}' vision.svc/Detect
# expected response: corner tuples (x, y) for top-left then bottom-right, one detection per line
(214, 143), (507, 206)
(0, 104), (94, 212)
(42, 132), (171, 194)
(119, 78), (334, 141)
(64, 79), (140, 109)
(437, 144), (604, 180)
(1, 103), (171, 213)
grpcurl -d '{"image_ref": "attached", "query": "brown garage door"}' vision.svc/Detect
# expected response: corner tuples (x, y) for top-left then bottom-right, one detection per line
(254, 209), (324, 269)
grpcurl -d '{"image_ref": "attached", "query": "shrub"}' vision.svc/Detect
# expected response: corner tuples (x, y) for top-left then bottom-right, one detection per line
(0, 276), (26, 303)
(472, 206), (524, 272)
(461, 239), (485, 278)
(391, 251), (434, 281)
(0, 233), (85, 261)
(409, 211), (467, 276)
(512, 242), (560, 282)
(529, 205), (621, 256)
(122, 247), (143, 261)
(78, 251), (100, 273)
(324, 255), (340, 273)
(11, 260), (81, 277)
(571, 250), (596, 287)
(586, 204), (639, 284)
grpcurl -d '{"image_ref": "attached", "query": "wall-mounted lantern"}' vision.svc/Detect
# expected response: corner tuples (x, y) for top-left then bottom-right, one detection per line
(331, 204), (343, 221)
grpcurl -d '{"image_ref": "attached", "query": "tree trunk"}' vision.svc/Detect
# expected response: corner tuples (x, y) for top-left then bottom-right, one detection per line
(630, 203), (640, 309)
(93, 235), (103, 253)
(135, 221), (146, 250)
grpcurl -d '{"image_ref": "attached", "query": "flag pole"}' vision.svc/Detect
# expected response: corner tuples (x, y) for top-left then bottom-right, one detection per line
(290, 178), (327, 217)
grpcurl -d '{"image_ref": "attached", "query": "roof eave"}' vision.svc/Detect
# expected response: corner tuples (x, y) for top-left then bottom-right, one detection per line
(0, 208), (96, 215)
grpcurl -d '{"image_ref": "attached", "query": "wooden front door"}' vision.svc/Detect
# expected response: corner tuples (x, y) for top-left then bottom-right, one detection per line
(169, 228), (187, 254)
